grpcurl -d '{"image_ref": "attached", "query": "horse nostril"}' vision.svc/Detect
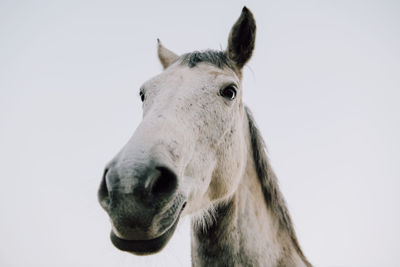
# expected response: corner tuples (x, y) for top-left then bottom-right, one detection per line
(149, 166), (177, 196)
(98, 168), (110, 209)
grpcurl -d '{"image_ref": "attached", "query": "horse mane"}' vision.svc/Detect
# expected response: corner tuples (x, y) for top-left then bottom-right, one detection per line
(179, 50), (241, 76)
(245, 106), (311, 266)
(180, 50), (233, 69)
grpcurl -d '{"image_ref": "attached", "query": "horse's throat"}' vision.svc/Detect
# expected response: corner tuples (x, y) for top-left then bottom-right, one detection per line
(190, 167), (283, 266)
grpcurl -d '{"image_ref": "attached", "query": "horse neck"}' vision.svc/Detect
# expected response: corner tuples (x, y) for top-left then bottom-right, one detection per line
(190, 109), (309, 267)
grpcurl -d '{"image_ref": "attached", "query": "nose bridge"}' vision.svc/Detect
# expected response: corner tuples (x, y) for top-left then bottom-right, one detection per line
(126, 111), (187, 165)
(102, 112), (186, 208)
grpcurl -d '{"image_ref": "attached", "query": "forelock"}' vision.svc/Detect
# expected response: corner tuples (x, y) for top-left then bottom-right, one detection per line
(179, 50), (237, 71)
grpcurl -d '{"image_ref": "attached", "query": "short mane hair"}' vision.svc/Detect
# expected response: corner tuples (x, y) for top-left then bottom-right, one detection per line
(179, 50), (236, 71)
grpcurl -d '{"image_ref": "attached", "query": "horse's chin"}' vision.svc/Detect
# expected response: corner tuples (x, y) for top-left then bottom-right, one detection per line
(109, 202), (185, 255)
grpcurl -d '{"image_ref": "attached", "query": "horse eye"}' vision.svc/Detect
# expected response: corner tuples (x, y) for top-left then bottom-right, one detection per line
(139, 91), (145, 102)
(220, 85), (237, 100)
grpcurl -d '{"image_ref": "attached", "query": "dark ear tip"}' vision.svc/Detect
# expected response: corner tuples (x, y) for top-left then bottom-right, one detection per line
(157, 38), (161, 44)
(241, 6), (254, 20)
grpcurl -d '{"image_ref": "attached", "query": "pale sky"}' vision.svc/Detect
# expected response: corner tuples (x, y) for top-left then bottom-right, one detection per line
(1, 1), (399, 266)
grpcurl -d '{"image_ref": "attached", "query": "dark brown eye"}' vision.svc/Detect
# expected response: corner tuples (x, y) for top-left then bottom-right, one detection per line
(220, 85), (237, 100)
(139, 91), (145, 102)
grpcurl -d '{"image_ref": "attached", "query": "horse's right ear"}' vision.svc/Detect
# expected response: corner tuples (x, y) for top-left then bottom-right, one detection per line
(226, 7), (256, 69)
(157, 39), (179, 69)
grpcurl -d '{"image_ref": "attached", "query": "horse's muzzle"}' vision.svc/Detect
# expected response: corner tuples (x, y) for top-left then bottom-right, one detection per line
(98, 160), (185, 253)
(109, 201), (186, 255)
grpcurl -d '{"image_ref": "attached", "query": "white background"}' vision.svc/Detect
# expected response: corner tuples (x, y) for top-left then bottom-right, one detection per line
(1, 1), (399, 266)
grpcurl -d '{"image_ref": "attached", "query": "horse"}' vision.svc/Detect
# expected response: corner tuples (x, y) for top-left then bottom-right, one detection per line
(98, 7), (311, 266)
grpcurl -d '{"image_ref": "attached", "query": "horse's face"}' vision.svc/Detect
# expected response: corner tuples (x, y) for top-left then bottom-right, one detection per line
(140, 61), (247, 214)
(98, 7), (256, 254)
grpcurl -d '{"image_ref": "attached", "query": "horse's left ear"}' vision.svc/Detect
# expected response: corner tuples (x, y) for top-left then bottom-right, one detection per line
(226, 7), (256, 69)
(157, 39), (179, 69)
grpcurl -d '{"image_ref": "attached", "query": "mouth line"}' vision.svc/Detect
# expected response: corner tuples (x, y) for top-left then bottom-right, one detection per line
(110, 202), (186, 255)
